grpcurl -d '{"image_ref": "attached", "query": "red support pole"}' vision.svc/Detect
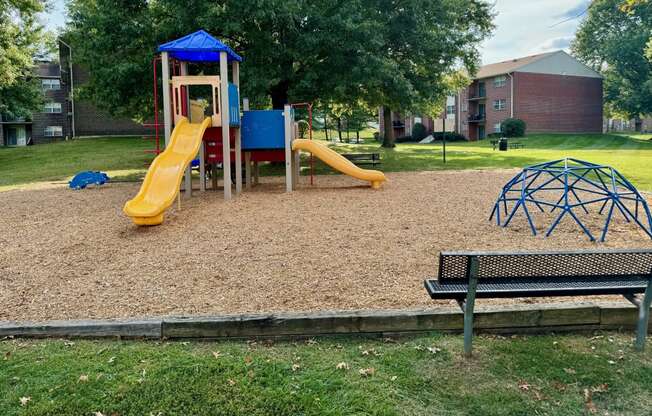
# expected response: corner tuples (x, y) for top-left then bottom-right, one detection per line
(291, 102), (315, 185)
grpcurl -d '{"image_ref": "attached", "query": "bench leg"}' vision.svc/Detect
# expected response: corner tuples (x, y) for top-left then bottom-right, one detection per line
(635, 279), (652, 352)
(463, 257), (480, 357)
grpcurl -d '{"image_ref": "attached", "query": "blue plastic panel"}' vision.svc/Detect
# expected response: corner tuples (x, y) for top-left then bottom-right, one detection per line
(228, 83), (240, 126)
(241, 110), (286, 150)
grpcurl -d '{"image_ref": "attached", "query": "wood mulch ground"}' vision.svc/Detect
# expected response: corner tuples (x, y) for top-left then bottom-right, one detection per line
(1, 170), (651, 322)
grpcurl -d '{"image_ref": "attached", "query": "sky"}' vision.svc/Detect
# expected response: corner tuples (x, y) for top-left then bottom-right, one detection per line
(43, 0), (590, 65)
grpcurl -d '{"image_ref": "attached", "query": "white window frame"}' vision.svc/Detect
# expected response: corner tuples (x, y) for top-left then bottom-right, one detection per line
(44, 126), (63, 137)
(494, 75), (507, 88)
(493, 99), (507, 111)
(42, 79), (61, 90)
(44, 102), (62, 113)
(494, 122), (502, 133)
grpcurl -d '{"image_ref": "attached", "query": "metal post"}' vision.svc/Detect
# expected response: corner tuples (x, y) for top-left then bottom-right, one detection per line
(219, 52), (231, 200)
(284, 104), (293, 192)
(245, 152), (252, 189)
(635, 277), (652, 351)
(161, 52), (172, 148)
(464, 256), (480, 357)
(233, 61), (242, 195)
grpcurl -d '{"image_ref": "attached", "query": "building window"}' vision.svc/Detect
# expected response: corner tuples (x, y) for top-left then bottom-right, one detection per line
(494, 75), (507, 88)
(494, 122), (502, 133)
(446, 105), (455, 115)
(42, 79), (61, 90)
(44, 102), (62, 113)
(44, 126), (63, 137)
(493, 99), (507, 111)
(461, 101), (468, 112)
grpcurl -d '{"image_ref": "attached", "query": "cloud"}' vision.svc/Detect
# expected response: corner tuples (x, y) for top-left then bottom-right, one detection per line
(538, 36), (574, 52)
(480, 0), (587, 64)
(554, 0), (591, 20)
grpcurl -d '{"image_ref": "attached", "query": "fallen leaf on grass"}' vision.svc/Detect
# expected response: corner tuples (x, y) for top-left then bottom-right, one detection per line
(427, 347), (442, 354)
(563, 368), (576, 375)
(359, 368), (375, 377)
(390, 376), (398, 381)
(244, 356), (253, 365)
(336, 362), (349, 370)
(291, 363), (301, 372)
(518, 380), (530, 391)
(78, 374), (89, 382)
(107, 356), (116, 364)
(227, 379), (236, 386)
(3, 351), (10, 360)
(19, 397), (31, 406)
(584, 389), (598, 413)
(212, 351), (222, 359)
(93, 412), (105, 416)
(592, 383), (609, 393)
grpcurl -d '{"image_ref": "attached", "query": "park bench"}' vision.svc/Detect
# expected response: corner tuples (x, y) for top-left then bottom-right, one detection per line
(342, 153), (381, 167)
(510, 142), (525, 149)
(424, 249), (652, 356)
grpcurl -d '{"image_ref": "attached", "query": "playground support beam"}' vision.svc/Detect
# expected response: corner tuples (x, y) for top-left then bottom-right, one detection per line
(284, 104), (293, 192)
(243, 98), (252, 190)
(233, 60), (242, 195)
(220, 51), (232, 201)
(161, 52), (172, 148)
(180, 61), (192, 197)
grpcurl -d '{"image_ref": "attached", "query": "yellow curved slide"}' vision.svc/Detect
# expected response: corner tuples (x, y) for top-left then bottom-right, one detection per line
(124, 117), (211, 226)
(292, 139), (386, 189)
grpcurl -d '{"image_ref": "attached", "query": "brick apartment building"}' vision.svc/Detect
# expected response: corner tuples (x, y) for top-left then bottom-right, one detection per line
(380, 50), (603, 141)
(1, 45), (153, 146)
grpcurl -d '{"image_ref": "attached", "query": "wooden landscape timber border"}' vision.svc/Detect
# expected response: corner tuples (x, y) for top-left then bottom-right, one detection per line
(1, 302), (650, 341)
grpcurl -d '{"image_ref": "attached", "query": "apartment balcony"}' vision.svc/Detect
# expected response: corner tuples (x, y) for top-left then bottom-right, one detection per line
(467, 93), (486, 101)
(468, 114), (486, 123)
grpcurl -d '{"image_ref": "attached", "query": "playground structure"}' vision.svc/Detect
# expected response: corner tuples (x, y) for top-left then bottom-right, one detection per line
(124, 30), (386, 226)
(490, 158), (652, 242)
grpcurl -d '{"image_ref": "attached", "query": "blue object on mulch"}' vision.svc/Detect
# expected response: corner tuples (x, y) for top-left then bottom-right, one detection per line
(69, 171), (110, 190)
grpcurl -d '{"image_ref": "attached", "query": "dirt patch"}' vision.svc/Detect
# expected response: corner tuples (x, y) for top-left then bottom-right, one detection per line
(1, 170), (650, 322)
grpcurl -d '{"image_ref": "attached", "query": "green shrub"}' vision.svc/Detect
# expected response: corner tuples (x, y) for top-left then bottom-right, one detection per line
(432, 132), (466, 142)
(297, 120), (309, 138)
(501, 118), (526, 137)
(411, 122), (428, 141)
(395, 135), (415, 143)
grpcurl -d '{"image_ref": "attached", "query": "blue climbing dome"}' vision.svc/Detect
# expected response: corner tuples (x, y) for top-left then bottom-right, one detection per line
(490, 158), (652, 242)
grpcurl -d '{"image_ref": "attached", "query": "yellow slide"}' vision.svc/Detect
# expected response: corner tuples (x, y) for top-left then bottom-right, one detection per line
(124, 117), (211, 226)
(292, 139), (386, 189)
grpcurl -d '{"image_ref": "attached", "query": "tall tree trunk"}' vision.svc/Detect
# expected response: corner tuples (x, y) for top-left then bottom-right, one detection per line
(324, 115), (329, 140)
(337, 118), (343, 142)
(382, 106), (395, 148)
(346, 120), (350, 143)
(356, 130), (360, 144)
(270, 80), (290, 110)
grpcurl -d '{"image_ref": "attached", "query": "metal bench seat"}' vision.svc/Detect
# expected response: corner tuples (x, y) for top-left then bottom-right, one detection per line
(426, 275), (650, 299)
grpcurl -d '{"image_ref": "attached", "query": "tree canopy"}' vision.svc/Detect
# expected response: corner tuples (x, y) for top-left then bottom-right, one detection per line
(572, 0), (652, 118)
(0, 0), (46, 119)
(65, 0), (493, 142)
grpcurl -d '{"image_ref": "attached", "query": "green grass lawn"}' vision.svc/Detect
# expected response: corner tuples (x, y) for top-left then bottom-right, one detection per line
(0, 137), (152, 190)
(1, 333), (651, 415)
(1, 132), (651, 191)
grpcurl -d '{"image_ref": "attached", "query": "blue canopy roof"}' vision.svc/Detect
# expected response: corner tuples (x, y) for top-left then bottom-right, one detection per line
(158, 30), (242, 63)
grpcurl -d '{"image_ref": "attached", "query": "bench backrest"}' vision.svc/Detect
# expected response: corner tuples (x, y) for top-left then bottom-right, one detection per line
(343, 153), (380, 161)
(438, 249), (652, 282)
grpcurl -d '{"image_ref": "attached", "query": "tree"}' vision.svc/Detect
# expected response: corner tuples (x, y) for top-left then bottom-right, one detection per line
(65, 0), (492, 133)
(371, 1), (493, 147)
(572, 0), (652, 118)
(0, 0), (46, 121)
